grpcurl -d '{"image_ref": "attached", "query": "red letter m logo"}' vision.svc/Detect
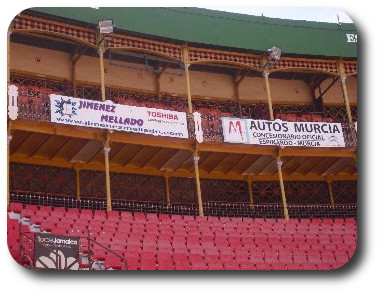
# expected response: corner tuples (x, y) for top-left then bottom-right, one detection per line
(228, 120), (244, 141)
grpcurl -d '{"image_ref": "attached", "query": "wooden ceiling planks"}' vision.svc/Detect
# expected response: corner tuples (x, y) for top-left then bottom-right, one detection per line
(141, 148), (180, 170)
(9, 130), (357, 180)
(198, 152), (229, 173)
(209, 153), (246, 174)
(242, 156), (274, 175)
(159, 149), (191, 171)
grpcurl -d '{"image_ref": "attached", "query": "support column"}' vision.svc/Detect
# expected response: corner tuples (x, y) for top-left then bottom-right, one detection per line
(182, 46), (193, 113)
(340, 76), (353, 123)
(156, 72), (162, 100)
(99, 47), (106, 102)
(103, 142), (112, 211)
(263, 71), (274, 120)
(233, 70), (247, 118)
(193, 151), (204, 216)
(338, 61), (353, 123)
(75, 164), (81, 200)
(247, 179), (254, 206)
(276, 157), (289, 220)
(71, 46), (85, 98)
(164, 175), (171, 206)
(7, 131), (13, 209)
(72, 62), (77, 98)
(327, 180), (335, 207)
(7, 29), (11, 86)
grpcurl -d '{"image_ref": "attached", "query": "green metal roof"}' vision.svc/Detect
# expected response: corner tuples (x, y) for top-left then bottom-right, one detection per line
(28, 7), (357, 58)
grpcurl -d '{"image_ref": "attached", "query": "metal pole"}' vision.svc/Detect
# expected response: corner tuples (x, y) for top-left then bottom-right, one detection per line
(263, 71), (274, 120)
(182, 46), (193, 113)
(75, 164), (81, 200)
(7, 132), (12, 209)
(103, 142), (112, 211)
(7, 29), (11, 86)
(156, 72), (162, 100)
(276, 158), (289, 220)
(164, 175), (171, 206)
(327, 180), (335, 208)
(72, 61), (77, 98)
(247, 180), (254, 206)
(340, 76), (353, 123)
(193, 152), (204, 216)
(99, 46), (106, 102)
(338, 61), (353, 124)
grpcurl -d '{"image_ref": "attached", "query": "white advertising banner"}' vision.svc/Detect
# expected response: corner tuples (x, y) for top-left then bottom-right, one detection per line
(222, 118), (345, 147)
(50, 95), (188, 139)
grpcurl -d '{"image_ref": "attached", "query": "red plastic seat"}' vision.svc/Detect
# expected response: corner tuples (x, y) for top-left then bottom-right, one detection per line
(249, 251), (264, 263)
(302, 263), (317, 270)
(287, 263), (302, 270)
(29, 215), (45, 225)
(20, 209), (34, 219)
(207, 262), (224, 270)
(9, 202), (23, 213)
(223, 262), (240, 270)
(335, 251), (349, 264)
(240, 262), (256, 270)
(279, 250), (293, 263)
(271, 263), (286, 270)
(264, 250), (279, 264)
(120, 211), (133, 220)
(343, 234), (356, 245)
(204, 254), (220, 264)
(39, 206), (53, 213)
(175, 261), (191, 270)
(293, 251), (307, 264)
(308, 251), (322, 264)
(256, 263), (271, 270)
(25, 204), (38, 213)
(191, 262), (208, 270)
(321, 251), (336, 265)
(51, 227), (68, 235)
(140, 258), (157, 270)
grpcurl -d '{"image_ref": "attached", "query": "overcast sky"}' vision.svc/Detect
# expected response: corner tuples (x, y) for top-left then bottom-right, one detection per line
(198, 6), (353, 23)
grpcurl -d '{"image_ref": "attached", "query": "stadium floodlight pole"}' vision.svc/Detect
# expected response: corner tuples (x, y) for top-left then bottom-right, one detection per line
(261, 46), (281, 120)
(182, 45), (193, 114)
(193, 150), (204, 216)
(338, 60), (353, 124)
(263, 71), (274, 120)
(98, 45), (106, 102)
(97, 20), (114, 102)
(276, 156), (289, 220)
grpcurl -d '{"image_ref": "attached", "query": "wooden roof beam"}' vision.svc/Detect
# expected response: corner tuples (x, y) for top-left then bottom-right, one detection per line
(12, 120), (356, 158)
(10, 154), (357, 182)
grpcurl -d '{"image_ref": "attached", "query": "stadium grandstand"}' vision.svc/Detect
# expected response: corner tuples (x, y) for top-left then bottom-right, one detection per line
(7, 7), (357, 270)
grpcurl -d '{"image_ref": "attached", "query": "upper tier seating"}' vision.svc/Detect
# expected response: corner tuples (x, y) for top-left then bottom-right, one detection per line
(8, 202), (356, 270)
(13, 79), (338, 124)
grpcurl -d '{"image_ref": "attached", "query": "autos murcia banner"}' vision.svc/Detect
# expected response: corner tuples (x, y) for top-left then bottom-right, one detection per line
(50, 95), (189, 139)
(222, 118), (345, 147)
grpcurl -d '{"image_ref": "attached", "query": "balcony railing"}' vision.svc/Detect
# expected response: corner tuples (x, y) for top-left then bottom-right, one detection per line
(9, 74), (357, 147)
(10, 192), (357, 219)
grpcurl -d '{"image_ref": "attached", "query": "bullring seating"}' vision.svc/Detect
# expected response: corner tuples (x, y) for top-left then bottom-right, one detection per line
(7, 202), (356, 270)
